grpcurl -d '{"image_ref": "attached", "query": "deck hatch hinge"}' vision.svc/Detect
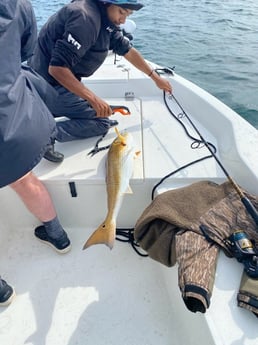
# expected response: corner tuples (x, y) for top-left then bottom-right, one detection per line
(125, 91), (135, 100)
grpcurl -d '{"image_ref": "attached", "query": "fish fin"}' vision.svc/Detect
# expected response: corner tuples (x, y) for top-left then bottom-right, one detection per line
(82, 221), (116, 250)
(115, 127), (126, 145)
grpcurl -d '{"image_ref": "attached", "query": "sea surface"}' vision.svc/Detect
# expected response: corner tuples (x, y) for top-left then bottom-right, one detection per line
(31, 0), (258, 129)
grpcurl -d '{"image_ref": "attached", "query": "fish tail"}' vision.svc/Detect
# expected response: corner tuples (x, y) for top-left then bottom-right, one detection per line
(82, 221), (116, 250)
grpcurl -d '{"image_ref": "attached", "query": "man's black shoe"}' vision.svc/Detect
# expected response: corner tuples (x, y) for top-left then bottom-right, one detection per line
(34, 226), (71, 254)
(109, 119), (119, 128)
(0, 278), (15, 306)
(44, 140), (64, 163)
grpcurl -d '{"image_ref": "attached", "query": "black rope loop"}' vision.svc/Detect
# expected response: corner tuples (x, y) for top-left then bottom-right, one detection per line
(116, 228), (148, 257)
(150, 87), (218, 199)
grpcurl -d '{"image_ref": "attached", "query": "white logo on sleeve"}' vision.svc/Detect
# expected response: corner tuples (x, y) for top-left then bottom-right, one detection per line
(67, 33), (82, 50)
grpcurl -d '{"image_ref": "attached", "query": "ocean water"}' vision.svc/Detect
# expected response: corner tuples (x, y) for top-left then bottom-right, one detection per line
(31, 0), (258, 129)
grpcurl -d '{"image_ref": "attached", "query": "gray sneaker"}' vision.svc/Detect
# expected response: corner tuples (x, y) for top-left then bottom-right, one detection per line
(34, 226), (71, 254)
(0, 278), (15, 306)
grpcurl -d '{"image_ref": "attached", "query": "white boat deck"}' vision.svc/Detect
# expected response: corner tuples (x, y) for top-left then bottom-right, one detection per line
(35, 95), (222, 183)
(0, 227), (216, 345)
(0, 54), (258, 345)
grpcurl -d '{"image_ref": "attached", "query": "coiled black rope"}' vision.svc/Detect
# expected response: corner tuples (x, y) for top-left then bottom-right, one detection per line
(116, 228), (148, 257)
(151, 81), (217, 199)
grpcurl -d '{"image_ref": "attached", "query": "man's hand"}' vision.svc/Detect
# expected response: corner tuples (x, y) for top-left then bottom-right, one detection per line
(49, 65), (113, 117)
(124, 48), (173, 94)
(87, 94), (113, 118)
(151, 72), (172, 94)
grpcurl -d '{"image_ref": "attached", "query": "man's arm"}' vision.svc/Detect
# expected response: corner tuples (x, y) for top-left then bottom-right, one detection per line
(124, 47), (172, 94)
(49, 66), (112, 117)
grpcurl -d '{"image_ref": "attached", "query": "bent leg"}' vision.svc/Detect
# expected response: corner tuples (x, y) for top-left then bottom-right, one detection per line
(56, 117), (111, 142)
(10, 172), (71, 252)
(49, 86), (112, 142)
(10, 171), (56, 222)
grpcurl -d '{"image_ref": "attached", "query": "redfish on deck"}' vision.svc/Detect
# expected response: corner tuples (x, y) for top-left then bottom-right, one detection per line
(83, 128), (140, 250)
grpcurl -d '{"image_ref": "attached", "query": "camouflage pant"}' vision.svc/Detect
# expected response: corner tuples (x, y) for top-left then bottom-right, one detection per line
(134, 181), (258, 315)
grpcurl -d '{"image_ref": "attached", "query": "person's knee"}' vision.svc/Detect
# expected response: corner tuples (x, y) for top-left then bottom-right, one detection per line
(10, 171), (34, 191)
(56, 118), (110, 142)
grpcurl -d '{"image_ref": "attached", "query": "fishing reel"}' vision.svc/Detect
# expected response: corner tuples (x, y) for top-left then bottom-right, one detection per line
(225, 230), (258, 279)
